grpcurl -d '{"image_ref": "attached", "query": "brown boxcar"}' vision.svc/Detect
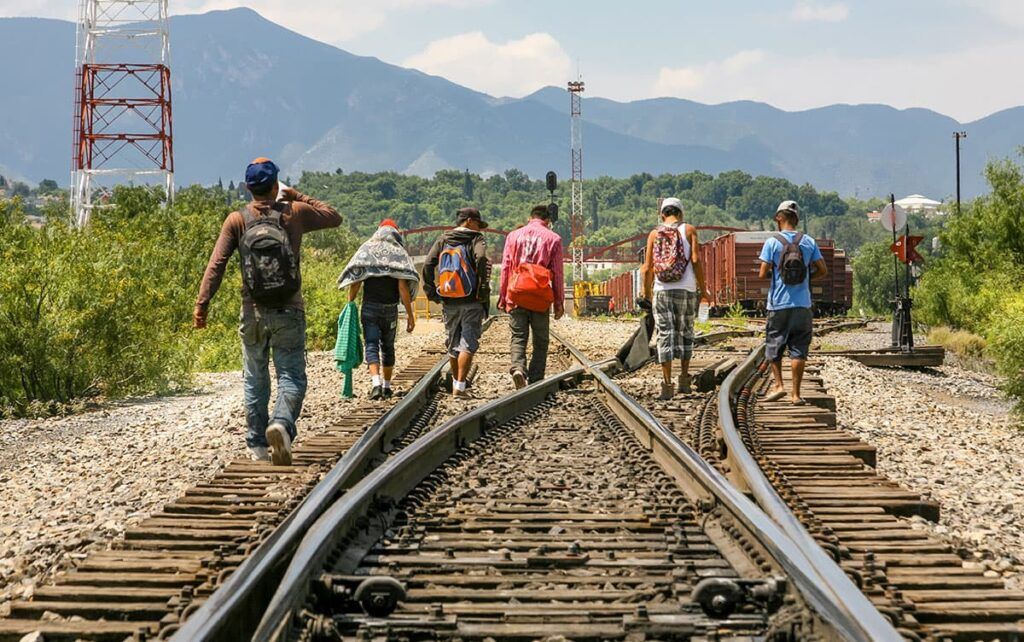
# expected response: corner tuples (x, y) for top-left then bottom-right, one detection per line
(704, 232), (848, 316)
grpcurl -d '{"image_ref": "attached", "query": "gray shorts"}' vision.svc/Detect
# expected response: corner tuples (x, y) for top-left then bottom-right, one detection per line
(765, 307), (813, 361)
(442, 301), (484, 357)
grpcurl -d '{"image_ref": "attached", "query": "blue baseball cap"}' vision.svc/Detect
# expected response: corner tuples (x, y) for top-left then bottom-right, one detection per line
(245, 157), (279, 190)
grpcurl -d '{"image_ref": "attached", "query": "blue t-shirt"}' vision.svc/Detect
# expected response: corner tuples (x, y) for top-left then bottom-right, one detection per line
(758, 232), (823, 310)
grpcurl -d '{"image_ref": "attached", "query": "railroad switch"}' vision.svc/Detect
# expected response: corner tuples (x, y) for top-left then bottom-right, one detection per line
(691, 576), (787, 618)
(314, 574), (407, 618)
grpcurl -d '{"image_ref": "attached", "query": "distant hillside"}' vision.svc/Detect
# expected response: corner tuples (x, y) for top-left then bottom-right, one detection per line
(0, 9), (1018, 197)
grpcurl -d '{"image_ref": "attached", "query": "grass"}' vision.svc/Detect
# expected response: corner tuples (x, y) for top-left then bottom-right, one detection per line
(816, 341), (846, 352)
(927, 326), (987, 359)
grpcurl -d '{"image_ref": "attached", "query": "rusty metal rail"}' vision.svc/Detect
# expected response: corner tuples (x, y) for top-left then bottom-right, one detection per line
(250, 333), (900, 642)
(0, 320), (525, 642)
(720, 345), (1024, 641)
(717, 346), (903, 641)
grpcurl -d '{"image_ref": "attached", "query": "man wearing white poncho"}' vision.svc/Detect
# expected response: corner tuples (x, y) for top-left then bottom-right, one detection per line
(338, 219), (419, 399)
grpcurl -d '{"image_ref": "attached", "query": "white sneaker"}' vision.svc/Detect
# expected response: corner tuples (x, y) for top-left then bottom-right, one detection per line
(249, 445), (271, 462)
(266, 422), (293, 466)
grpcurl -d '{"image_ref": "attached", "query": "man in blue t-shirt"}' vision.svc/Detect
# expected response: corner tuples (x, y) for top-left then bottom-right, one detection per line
(757, 200), (828, 405)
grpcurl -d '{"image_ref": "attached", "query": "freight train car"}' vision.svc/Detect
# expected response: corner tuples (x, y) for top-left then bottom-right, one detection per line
(590, 231), (852, 316)
(703, 231), (851, 316)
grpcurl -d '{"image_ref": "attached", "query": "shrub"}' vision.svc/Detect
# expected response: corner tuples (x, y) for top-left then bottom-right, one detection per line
(0, 186), (354, 414)
(986, 293), (1024, 413)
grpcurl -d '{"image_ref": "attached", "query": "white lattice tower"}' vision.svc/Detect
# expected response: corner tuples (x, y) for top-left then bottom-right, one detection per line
(72, 0), (174, 226)
(568, 79), (585, 280)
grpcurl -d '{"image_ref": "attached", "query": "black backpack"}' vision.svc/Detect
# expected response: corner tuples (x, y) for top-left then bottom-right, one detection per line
(239, 204), (300, 305)
(774, 232), (807, 285)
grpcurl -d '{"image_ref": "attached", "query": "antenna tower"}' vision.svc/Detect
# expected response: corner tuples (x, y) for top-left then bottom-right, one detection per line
(567, 79), (585, 280)
(72, 0), (174, 226)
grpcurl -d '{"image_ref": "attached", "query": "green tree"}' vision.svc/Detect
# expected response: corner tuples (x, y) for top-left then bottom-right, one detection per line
(914, 150), (1024, 411)
(852, 242), (899, 314)
(38, 179), (60, 194)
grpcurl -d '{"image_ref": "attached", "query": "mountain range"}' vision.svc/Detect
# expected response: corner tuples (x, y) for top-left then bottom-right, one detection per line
(1, 7), (1019, 199)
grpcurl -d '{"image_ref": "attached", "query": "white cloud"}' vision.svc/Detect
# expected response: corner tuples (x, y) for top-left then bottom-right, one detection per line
(404, 31), (571, 97)
(791, 1), (849, 22)
(654, 49), (765, 97)
(650, 43), (1023, 122)
(722, 49), (766, 74)
(654, 67), (705, 94)
(962, 0), (1024, 30)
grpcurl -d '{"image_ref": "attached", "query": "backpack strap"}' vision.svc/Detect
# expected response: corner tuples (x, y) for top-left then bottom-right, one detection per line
(772, 232), (808, 269)
(240, 202), (256, 229)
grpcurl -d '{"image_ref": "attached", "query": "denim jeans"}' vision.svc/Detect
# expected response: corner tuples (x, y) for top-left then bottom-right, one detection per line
(509, 308), (550, 383)
(239, 306), (307, 448)
(361, 301), (398, 367)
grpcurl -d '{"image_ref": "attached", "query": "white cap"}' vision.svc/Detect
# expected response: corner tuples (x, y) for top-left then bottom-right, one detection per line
(776, 200), (799, 216)
(660, 197), (684, 214)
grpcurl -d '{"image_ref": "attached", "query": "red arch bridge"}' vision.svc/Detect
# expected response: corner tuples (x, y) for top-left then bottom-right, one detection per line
(400, 225), (743, 264)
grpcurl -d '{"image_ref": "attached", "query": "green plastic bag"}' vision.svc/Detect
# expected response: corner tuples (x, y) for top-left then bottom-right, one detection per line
(334, 302), (363, 398)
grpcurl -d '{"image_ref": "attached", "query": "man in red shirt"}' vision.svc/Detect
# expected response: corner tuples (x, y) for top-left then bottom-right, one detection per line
(498, 204), (565, 388)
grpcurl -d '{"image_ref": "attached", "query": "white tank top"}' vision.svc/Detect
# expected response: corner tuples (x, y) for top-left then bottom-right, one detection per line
(653, 223), (697, 292)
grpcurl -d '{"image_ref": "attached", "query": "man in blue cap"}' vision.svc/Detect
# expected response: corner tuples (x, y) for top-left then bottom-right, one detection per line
(194, 158), (341, 464)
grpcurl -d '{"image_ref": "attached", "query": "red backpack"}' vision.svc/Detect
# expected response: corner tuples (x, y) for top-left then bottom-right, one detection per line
(652, 223), (688, 282)
(508, 263), (555, 312)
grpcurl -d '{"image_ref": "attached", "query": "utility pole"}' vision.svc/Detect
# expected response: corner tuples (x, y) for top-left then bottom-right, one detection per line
(568, 78), (585, 282)
(953, 131), (967, 215)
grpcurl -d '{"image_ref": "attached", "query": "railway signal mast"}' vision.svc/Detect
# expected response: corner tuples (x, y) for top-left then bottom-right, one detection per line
(72, 0), (174, 226)
(568, 78), (585, 280)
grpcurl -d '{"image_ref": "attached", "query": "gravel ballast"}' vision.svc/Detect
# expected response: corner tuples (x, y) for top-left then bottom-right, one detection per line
(0, 324), (445, 611)
(817, 352), (1023, 588)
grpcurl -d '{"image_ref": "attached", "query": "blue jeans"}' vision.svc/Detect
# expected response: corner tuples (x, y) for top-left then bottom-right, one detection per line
(361, 301), (398, 367)
(240, 306), (307, 448)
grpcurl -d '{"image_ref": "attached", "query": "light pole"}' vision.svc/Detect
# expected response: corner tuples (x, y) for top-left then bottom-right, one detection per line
(953, 131), (967, 215)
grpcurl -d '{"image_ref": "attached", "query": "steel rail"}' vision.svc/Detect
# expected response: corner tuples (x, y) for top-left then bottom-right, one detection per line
(252, 365), (587, 641)
(172, 317), (501, 642)
(254, 329), (899, 642)
(170, 356), (449, 642)
(717, 345), (903, 642)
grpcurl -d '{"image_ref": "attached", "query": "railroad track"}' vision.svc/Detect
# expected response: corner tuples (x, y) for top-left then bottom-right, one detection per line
(238, 332), (910, 642)
(0, 318), (573, 642)
(716, 346), (1024, 641)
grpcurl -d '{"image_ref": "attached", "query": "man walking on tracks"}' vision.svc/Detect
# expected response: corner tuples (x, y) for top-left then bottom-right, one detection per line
(758, 200), (828, 405)
(641, 197), (705, 401)
(422, 207), (491, 398)
(338, 219), (420, 400)
(194, 158), (342, 464)
(498, 204), (565, 388)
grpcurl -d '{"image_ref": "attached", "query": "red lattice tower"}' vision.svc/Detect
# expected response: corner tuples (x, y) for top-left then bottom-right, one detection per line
(72, 0), (174, 226)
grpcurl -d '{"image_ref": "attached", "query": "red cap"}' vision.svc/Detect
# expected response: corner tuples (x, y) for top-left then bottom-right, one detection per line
(379, 218), (399, 229)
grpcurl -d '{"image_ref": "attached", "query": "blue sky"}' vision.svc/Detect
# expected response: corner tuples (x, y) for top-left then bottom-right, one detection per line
(6, 0), (1022, 120)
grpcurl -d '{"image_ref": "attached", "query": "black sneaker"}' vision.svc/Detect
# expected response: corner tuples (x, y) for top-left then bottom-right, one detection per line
(382, 386), (394, 399)
(370, 385), (383, 400)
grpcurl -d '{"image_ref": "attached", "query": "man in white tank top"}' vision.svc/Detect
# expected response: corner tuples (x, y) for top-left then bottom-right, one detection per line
(640, 198), (706, 400)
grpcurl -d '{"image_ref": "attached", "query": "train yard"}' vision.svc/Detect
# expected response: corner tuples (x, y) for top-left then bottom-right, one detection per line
(0, 317), (1021, 641)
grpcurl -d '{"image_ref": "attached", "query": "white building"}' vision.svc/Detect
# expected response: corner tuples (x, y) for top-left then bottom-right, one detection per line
(894, 194), (945, 217)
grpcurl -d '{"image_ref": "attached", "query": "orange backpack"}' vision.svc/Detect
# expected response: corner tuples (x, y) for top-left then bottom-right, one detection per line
(508, 263), (555, 312)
